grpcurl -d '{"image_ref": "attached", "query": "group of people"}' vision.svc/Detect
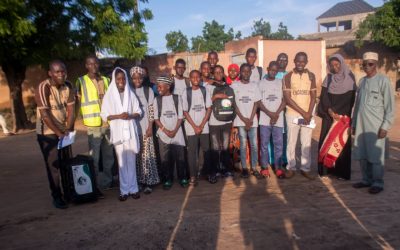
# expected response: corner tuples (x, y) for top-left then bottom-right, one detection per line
(35, 48), (395, 209)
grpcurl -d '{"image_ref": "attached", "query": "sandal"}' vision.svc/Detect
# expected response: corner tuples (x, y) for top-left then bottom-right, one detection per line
(163, 181), (172, 190)
(208, 175), (218, 184)
(252, 170), (263, 179)
(275, 169), (285, 179)
(189, 177), (198, 186)
(260, 168), (271, 178)
(131, 192), (140, 199)
(119, 194), (128, 201)
(143, 186), (152, 194)
(180, 179), (189, 188)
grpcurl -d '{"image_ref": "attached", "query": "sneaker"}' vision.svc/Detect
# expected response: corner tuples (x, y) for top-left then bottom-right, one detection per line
(252, 169), (263, 179)
(180, 179), (189, 188)
(368, 186), (383, 194)
(300, 170), (315, 180)
(163, 180), (173, 190)
(260, 168), (271, 178)
(285, 170), (295, 179)
(352, 182), (371, 189)
(275, 169), (285, 179)
(96, 189), (105, 199)
(130, 192), (140, 199)
(241, 169), (250, 178)
(53, 197), (68, 209)
(143, 186), (152, 194)
(119, 194), (128, 201)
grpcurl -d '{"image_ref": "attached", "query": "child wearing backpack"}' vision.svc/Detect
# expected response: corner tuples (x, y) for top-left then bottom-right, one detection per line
(130, 66), (160, 194)
(206, 65), (236, 181)
(153, 76), (188, 190)
(245, 48), (264, 85)
(182, 70), (212, 186)
(173, 59), (190, 96)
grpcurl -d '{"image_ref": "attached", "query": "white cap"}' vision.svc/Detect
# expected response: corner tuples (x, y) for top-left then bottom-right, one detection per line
(363, 52), (378, 61)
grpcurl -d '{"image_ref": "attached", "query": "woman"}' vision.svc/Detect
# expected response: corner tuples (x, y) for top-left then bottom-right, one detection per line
(130, 66), (160, 194)
(318, 54), (356, 180)
(101, 67), (141, 201)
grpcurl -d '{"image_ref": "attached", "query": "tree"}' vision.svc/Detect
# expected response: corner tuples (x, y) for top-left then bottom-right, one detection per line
(251, 18), (271, 38)
(235, 31), (242, 40)
(0, 0), (152, 132)
(165, 30), (189, 53)
(356, 0), (400, 49)
(191, 20), (235, 52)
(270, 22), (294, 40)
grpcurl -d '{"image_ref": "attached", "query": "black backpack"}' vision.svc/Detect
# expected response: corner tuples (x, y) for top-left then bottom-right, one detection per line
(186, 86), (206, 111)
(257, 66), (263, 80)
(156, 94), (179, 119)
(212, 85), (236, 122)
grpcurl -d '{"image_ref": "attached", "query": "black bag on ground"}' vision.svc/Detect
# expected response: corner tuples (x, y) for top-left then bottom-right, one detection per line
(60, 153), (98, 203)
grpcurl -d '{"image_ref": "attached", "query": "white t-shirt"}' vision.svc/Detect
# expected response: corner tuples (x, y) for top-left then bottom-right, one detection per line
(182, 87), (212, 136)
(153, 95), (185, 146)
(206, 84), (233, 126)
(173, 77), (188, 97)
(134, 86), (154, 135)
(250, 66), (264, 85)
(259, 78), (284, 127)
(231, 81), (261, 127)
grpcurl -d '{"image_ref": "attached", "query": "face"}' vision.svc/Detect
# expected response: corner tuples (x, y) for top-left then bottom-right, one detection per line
(246, 52), (257, 66)
(115, 72), (126, 92)
(362, 60), (377, 76)
(267, 64), (278, 79)
(228, 67), (238, 80)
(48, 63), (67, 86)
(240, 66), (251, 81)
(131, 72), (143, 88)
(201, 63), (210, 78)
(329, 59), (341, 74)
(214, 67), (224, 81)
(174, 63), (186, 77)
(85, 57), (100, 75)
(208, 53), (219, 67)
(157, 83), (170, 96)
(189, 72), (201, 86)
(277, 55), (288, 70)
(294, 55), (308, 72)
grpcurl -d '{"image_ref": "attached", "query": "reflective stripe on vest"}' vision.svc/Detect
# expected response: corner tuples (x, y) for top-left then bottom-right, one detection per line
(79, 75), (109, 127)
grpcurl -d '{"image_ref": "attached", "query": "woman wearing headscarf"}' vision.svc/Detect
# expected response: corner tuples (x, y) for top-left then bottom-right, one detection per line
(317, 54), (357, 180)
(101, 67), (142, 201)
(130, 66), (160, 194)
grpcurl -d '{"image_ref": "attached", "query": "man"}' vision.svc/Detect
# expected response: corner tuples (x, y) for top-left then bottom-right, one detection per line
(283, 52), (316, 180)
(245, 48), (264, 85)
(76, 55), (114, 196)
(352, 52), (395, 194)
(276, 53), (289, 80)
(172, 58), (190, 96)
(35, 60), (75, 209)
(207, 51), (219, 79)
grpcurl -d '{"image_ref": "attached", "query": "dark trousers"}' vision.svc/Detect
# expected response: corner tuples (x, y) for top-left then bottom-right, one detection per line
(187, 134), (211, 177)
(158, 139), (187, 182)
(37, 134), (64, 200)
(209, 123), (233, 174)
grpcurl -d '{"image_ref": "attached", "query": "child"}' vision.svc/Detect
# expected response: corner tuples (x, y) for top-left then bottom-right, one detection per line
(200, 61), (214, 86)
(258, 61), (286, 178)
(130, 66), (160, 194)
(207, 65), (236, 181)
(182, 70), (212, 185)
(231, 63), (262, 178)
(153, 76), (188, 189)
(173, 59), (190, 96)
(245, 48), (264, 85)
(226, 64), (239, 85)
(207, 51), (219, 79)
(101, 67), (142, 201)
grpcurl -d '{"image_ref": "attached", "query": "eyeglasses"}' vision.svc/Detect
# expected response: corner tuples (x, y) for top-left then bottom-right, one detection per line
(362, 62), (375, 67)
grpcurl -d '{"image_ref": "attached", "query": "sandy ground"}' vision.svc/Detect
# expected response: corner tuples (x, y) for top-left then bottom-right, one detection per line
(0, 99), (399, 250)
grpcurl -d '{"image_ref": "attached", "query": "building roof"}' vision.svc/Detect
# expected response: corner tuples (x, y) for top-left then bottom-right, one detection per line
(318, 0), (375, 19)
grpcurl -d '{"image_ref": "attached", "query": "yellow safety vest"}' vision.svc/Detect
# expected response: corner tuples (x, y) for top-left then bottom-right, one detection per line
(77, 75), (109, 127)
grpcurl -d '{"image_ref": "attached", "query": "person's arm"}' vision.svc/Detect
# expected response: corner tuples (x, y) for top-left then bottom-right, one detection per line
(283, 74), (308, 118)
(306, 72), (317, 123)
(65, 88), (75, 131)
(199, 107), (212, 130)
(378, 77), (395, 138)
(169, 96), (184, 138)
(184, 111), (199, 130)
(234, 102), (249, 124)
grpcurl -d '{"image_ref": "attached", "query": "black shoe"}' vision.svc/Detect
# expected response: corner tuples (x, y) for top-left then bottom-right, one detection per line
(53, 197), (68, 209)
(119, 194), (129, 201)
(241, 169), (250, 178)
(96, 189), (105, 199)
(131, 192), (140, 199)
(208, 175), (218, 184)
(368, 186), (383, 194)
(352, 182), (371, 189)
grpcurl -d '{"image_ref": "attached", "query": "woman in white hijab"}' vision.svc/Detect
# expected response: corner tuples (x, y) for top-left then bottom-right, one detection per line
(101, 67), (142, 201)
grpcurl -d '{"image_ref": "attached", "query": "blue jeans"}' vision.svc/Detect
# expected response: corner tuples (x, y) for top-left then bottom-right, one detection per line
(238, 126), (258, 170)
(260, 126), (283, 170)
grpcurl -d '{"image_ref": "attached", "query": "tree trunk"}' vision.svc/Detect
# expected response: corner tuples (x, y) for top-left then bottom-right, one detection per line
(3, 63), (32, 132)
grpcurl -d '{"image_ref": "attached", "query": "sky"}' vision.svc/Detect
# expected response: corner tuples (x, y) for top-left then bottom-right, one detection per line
(140, 0), (383, 54)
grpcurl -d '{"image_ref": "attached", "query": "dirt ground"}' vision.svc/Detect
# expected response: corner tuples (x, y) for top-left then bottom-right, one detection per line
(0, 99), (399, 250)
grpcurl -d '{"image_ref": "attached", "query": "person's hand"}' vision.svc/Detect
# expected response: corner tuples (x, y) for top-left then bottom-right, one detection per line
(194, 126), (202, 135)
(164, 129), (174, 138)
(378, 128), (387, 139)
(145, 127), (153, 138)
(302, 112), (312, 125)
(120, 112), (129, 120)
(270, 117), (277, 126)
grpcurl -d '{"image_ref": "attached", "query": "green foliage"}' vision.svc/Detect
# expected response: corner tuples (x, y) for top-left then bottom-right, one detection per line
(270, 22), (294, 40)
(251, 18), (271, 38)
(356, 0), (400, 49)
(0, 0), (153, 67)
(165, 30), (189, 53)
(235, 31), (242, 40)
(191, 20), (235, 52)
